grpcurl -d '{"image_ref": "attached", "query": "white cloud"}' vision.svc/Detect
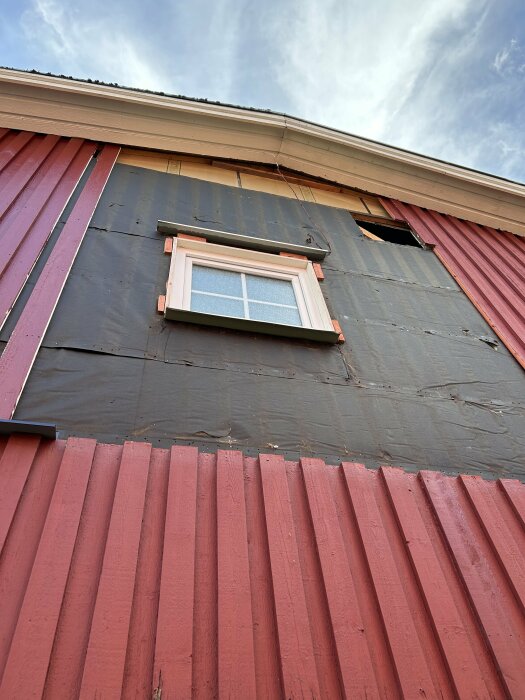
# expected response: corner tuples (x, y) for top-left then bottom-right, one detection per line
(15, 0), (525, 181)
(20, 0), (245, 102)
(492, 38), (525, 76)
(269, 1), (482, 139)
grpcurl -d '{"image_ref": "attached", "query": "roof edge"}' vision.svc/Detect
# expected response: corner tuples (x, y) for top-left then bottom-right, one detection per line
(2, 68), (525, 235)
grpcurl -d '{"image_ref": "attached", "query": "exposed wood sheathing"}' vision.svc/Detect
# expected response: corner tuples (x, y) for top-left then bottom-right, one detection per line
(0, 435), (524, 698)
(382, 198), (525, 369)
(117, 147), (388, 216)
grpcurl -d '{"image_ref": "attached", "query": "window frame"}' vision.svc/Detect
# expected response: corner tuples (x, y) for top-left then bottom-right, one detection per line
(165, 237), (339, 342)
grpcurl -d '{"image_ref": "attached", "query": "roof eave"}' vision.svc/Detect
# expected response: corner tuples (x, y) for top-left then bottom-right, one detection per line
(1, 68), (525, 236)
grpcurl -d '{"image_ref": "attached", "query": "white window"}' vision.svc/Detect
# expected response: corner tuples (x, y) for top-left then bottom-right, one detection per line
(164, 237), (338, 341)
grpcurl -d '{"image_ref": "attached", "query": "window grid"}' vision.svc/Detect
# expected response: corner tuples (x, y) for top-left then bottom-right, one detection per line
(190, 266), (302, 324)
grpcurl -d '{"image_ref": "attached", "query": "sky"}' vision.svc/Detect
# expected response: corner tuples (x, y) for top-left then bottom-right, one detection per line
(2, 0), (525, 182)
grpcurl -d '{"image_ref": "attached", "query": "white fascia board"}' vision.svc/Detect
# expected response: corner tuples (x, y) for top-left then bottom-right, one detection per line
(1, 68), (525, 236)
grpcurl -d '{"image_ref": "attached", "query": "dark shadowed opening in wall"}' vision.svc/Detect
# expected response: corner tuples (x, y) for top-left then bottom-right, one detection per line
(355, 220), (423, 247)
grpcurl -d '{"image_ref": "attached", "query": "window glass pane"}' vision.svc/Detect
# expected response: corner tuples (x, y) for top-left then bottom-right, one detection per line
(192, 265), (242, 297)
(246, 274), (297, 305)
(191, 292), (245, 318)
(249, 301), (302, 326)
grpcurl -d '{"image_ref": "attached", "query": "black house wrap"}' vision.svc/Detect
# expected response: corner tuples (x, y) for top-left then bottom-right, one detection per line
(6, 164), (525, 478)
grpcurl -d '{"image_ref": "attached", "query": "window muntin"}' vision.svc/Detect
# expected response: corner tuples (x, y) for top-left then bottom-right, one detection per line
(165, 237), (337, 341)
(189, 263), (303, 326)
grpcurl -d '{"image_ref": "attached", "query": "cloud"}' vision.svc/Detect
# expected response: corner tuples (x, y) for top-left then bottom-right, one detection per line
(20, 0), (246, 102)
(21, 0), (168, 90)
(11, 0), (525, 182)
(268, 0), (481, 139)
(492, 38), (525, 76)
(266, 0), (525, 181)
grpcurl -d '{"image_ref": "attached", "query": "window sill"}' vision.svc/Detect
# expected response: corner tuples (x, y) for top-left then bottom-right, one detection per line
(164, 308), (340, 343)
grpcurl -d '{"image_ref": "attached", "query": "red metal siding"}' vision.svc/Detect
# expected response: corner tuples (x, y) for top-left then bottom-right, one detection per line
(0, 436), (524, 698)
(0, 129), (97, 329)
(0, 144), (120, 420)
(380, 198), (525, 369)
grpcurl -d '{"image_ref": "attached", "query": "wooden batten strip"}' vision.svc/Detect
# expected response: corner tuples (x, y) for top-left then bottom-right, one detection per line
(331, 319), (345, 343)
(313, 262), (324, 280)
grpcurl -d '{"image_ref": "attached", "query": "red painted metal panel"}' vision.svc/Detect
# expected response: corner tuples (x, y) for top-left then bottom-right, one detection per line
(0, 143), (119, 419)
(0, 437), (524, 697)
(0, 438), (96, 699)
(216, 450), (257, 699)
(421, 470), (525, 698)
(343, 461), (439, 697)
(0, 134), (61, 219)
(380, 198), (525, 369)
(301, 458), (378, 697)
(79, 441), (151, 698)
(0, 434), (40, 552)
(0, 130), (34, 172)
(1, 438), (524, 698)
(260, 454), (321, 698)
(0, 130), (96, 328)
(154, 446), (198, 699)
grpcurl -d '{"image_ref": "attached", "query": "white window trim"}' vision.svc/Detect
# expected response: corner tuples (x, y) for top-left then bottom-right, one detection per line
(165, 237), (338, 342)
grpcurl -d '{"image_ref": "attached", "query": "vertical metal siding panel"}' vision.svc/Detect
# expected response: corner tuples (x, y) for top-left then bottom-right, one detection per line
(0, 140), (96, 326)
(122, 446), (170, 699)
(42, 443), (122, 700)
(191, 452), (219, 698)
(154, 446), (199, 700)
(0, 143), (120, 419)
(0, 134), (60, 219)
(300, 458), (379, 698)
(420, 470), (525, 697)
(0, 440), (65, 686)
(460, 475), (525, 615)
(380, 197), (525, 368)
(1, 437), (525, 698)
(0, 438), (96, 698)
(330, 459), (402, 696)
(0, 134), (96, 327)
(499, 478), (525, 529)
(259, 454), (321, 699)
(79, 441), (151, 698)
(243, 456), (283, 699)
(216, 450), (257, 699)
(423, 211), (525, 348)
(381, 467), (494, 698)
(286, 459), (343, 698)
(0, 130), (34, 173)
(342, 462), (437, 698)
(0, 137), (85, 276)
(0, 434), (40, 553)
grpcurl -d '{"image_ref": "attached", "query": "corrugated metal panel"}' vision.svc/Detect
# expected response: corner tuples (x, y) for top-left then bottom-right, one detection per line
(381, 198), (525, 369)
(0, 144), (120, 420)
(0, 129), (97, 329)
(0, 435), (524, 698)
